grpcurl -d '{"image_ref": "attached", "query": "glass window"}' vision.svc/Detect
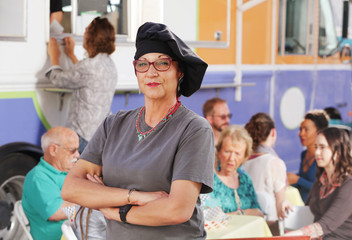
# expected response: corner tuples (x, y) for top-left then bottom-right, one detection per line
(278, 0), (314, 55)
(0, 0), (27, 39)
(59, 0), (127, 36)
(61, 0), (72, 33)
(319, 0), (339, 56)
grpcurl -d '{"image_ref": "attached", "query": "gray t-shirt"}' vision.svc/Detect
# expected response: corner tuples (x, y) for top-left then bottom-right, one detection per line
(81, 104), (214, 240)
(46, 53), (117, 141)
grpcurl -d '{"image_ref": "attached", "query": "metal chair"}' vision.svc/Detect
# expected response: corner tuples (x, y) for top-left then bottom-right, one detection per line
(277, 205), (314, 236)
(283, 206), (314, 231)
(14, 200), (33, 240)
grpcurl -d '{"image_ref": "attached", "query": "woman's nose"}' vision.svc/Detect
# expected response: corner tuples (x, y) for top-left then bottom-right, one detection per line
(315, 148), (320, 155)
(228, 152), (236, 160)
(299, 131), (305, 138)
(146, 64), (158, 76)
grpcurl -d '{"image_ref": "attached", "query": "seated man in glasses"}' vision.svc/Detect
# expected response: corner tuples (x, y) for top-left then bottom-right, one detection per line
(22, 126), (79, 240)
(203, 97), (232, 145)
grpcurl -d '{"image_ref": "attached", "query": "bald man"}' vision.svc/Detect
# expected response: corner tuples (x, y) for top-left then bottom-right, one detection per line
(22, 127), (79, 240)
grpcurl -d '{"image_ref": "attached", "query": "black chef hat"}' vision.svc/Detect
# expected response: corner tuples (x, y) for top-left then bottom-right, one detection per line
(134, 22), (208, 97)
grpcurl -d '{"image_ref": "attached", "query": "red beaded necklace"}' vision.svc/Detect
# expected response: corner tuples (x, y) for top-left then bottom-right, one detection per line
(136, 100), (181, 141)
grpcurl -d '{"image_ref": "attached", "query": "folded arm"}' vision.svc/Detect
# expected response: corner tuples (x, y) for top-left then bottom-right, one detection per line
(285, 222), (323, 238)
(61, 159), (167, 209)
(242, 208), (264, 217)
(101, 179), (202, 226)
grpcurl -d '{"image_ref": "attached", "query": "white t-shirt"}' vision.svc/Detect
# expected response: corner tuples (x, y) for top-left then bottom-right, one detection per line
(243, 153), (287, 221)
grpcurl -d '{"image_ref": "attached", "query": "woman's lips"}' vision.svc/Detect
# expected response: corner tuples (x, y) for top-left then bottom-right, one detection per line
(147, 82), (160, 87)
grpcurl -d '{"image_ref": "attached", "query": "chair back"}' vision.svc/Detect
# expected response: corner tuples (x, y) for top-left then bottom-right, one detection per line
(61, 220), (78, 240)
(256, 191), (275, 216)
(14, 200), (33, 240)
(284, 206), (314, 231)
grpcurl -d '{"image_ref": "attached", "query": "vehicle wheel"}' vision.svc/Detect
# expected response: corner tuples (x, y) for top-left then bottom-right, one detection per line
(0, 153), (37, 240)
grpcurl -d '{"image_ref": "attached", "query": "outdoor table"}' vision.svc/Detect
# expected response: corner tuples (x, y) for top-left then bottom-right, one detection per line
(206, 215), (272, 239)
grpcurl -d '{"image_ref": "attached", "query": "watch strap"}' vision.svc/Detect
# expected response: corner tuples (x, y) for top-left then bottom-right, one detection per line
(119, 204), (133, 224)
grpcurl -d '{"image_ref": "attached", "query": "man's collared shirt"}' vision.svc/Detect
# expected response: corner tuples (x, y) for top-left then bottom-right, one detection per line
(22, 157), (67, 240)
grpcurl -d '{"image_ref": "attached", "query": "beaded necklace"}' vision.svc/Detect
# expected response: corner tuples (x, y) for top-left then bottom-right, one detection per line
(136, 100), (181, 141)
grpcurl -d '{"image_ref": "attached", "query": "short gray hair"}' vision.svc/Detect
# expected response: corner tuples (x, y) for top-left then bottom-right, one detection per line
(41, 131), (53, 152)
(41, 126), (70, 152)
(216, 125), (253, 161)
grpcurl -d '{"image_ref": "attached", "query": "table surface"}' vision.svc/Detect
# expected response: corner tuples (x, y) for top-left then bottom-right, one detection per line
(286, 186), (304, 206)
(206, 215), (272, 239)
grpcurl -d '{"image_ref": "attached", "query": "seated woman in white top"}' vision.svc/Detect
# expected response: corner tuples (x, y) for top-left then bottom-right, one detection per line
(243, 113), (291, 221)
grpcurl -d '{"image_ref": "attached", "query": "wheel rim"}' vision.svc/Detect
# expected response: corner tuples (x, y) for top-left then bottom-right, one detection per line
(0, 175), (25, 240)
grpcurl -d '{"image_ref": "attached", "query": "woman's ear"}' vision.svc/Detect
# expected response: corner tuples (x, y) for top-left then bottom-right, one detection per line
(271, 128), (276, 137)
(269, 128), (277, 146)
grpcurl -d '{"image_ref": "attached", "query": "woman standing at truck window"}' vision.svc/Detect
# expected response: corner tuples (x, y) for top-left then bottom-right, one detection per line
(46, 17), (117, 153)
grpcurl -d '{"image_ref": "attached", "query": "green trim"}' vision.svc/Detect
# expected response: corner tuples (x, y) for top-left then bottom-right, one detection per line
(0, 91), (51, 130)
(0, 91), (34, 99)
(32, 93), (51, 130)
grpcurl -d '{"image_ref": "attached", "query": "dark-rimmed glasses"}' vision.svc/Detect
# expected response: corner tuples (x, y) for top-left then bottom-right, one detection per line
(133, 58), (175, 73)
(55, 144), (79, 154)
(212, 113), (233, 120)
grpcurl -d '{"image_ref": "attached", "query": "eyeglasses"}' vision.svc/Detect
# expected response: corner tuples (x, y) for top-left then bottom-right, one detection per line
(133, 58), (175, 73)
(212, 113), (233, 120)
(55, 144), (79, 154)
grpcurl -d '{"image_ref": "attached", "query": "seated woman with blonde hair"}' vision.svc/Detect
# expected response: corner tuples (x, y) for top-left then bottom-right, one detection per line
(210, 125), (263, 217)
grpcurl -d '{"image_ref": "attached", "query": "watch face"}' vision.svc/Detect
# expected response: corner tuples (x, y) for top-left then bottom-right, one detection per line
(120, 205), (131, 213)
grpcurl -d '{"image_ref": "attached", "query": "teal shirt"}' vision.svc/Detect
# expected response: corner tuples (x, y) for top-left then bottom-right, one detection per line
(210, 168), (261, 213)
(22, 157), (67, 240)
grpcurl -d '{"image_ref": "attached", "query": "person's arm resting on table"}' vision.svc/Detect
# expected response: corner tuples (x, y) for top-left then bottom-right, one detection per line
(295, 175), (314, 191)
(287, 172), (299, 185)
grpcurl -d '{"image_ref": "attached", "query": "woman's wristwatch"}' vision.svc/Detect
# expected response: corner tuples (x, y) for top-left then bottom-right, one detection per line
(119, 204), (133, 224)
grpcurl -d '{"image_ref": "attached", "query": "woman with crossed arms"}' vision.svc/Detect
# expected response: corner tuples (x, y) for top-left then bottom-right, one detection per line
(62, 22), (214, 240)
